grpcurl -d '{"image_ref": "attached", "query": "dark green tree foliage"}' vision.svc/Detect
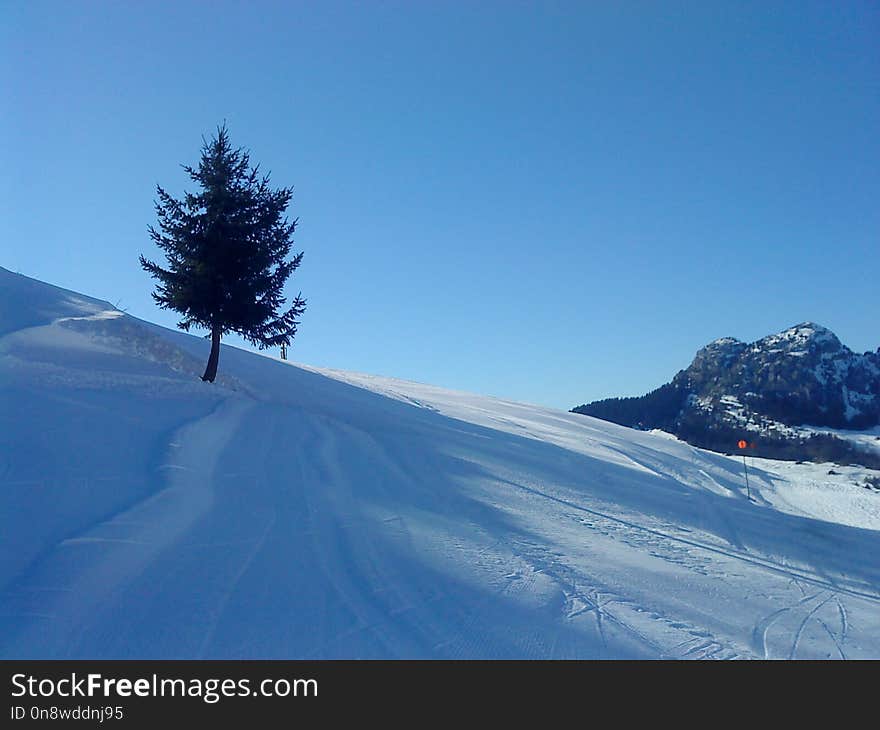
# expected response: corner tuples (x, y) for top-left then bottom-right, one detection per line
(140, 125), (306, 382)
(572, 382), (686, 432)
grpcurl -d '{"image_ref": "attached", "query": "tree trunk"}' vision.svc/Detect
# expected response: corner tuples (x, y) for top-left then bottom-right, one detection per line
(201, 327), (221, 383)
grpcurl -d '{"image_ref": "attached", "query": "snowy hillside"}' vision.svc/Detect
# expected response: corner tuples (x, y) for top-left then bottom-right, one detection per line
(2, 267), (880, 659)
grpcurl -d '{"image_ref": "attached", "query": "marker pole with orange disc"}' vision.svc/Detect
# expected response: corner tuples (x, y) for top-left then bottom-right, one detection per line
(737, 439), (751, 501)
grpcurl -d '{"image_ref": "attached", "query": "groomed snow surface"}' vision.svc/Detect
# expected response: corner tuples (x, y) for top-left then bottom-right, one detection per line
(2, 267), (880, 659)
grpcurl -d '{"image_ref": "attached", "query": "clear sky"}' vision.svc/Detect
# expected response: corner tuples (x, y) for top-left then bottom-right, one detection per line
(3, 1), (878, 409)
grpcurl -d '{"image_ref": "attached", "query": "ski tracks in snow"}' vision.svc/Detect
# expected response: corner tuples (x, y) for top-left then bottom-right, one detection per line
(294, 413), (879, 660)
(751, 579), (851, 660)
(3, 386), (877, 659)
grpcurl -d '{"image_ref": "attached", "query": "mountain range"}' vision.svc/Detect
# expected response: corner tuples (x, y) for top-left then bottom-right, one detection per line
(572, 323), (880, 468)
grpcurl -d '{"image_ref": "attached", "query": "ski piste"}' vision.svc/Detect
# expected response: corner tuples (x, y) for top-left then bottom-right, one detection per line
(2, 267), (879, 659)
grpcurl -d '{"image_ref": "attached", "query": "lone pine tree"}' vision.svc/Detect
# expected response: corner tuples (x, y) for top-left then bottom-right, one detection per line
(140, 124), (306, 382)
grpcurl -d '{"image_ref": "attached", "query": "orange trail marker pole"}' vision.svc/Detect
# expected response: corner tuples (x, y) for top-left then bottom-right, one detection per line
(737, 440), (752, 501)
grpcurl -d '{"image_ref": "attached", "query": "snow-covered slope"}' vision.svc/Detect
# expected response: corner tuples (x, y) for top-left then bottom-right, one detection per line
(2, 267), (880, 659)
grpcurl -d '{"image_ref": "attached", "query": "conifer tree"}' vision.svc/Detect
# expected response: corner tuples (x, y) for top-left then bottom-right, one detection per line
(140, 124), (306, 382)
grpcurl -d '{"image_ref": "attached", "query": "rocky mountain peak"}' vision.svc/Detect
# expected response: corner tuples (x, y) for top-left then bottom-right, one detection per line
(690, 337), (747, 370)
(756, 322), (842, 355)
(573, 322), (880, 467)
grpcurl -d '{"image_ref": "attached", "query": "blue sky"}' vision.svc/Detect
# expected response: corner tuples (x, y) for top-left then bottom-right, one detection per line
(3, 1), (878, 408)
